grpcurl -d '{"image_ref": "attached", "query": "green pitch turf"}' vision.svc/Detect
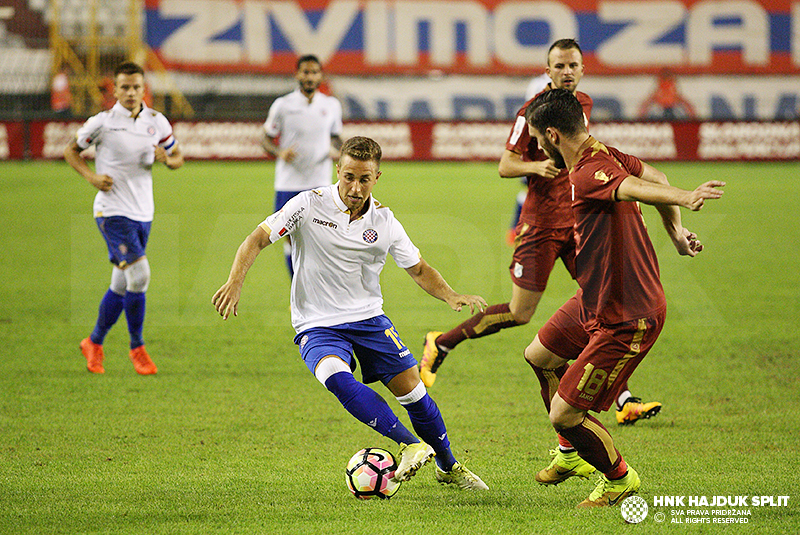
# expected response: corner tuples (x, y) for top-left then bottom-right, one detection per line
(0, 159), (798, 534)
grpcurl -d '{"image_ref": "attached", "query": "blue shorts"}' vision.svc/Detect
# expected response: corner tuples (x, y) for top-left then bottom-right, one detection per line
(294, 315), (417, 385)
(275, 190), (303, 212)
(95, 216), (151, 267)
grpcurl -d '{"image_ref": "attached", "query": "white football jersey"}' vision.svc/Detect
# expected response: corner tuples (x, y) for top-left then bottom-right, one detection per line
(263, 89), (343, 192)
(76, 102), (177, 222)
(260, 184), (421, 333)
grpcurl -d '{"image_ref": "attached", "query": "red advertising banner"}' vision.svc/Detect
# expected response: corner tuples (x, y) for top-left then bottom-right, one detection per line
(0, 122), (25, 159)
(145, 0), (800, 75)
(15, 120), (800, 162)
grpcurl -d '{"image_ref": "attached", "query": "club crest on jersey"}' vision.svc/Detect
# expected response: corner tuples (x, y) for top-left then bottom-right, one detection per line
(147, 126), (156, 135)
(594, 170), (611, 184)
(362, 229), (378, 243)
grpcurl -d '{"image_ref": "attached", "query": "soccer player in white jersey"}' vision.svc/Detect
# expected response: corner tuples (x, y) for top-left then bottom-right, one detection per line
(262, 54), (343, 279)
(213, 137), (489, 490)
(65, 61), (183, 375)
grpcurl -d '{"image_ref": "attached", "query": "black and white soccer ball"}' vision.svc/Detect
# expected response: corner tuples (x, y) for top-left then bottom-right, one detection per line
(345, 447), (401, 500)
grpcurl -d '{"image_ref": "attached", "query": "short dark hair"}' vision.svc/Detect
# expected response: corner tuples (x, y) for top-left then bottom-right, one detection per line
(114, 61), (144, 78)
(296, 54), (322, 70)
(340, 136), (382, 164)
(547, 38), (582, 65)
(525, 88), (586, 137)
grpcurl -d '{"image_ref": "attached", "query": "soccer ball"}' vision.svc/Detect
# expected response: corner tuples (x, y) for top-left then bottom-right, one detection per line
(345, 447), (401, 500)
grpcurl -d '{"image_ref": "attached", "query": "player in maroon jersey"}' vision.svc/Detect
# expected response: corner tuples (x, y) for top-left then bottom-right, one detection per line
(420, 39), (661, 426)
(524, 88), (723, 506)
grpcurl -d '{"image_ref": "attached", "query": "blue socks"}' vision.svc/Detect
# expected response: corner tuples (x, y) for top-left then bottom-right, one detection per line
(123, 291), (146, 349)
(324, 372), (418, 445)
(324, 373), (459, 471)
(402, 393), (457, 471)
(90, 289), (124, 345)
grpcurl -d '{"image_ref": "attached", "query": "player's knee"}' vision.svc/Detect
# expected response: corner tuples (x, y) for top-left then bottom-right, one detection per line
(124, 258), (150, 293)
(110, 266), (126, 295)
(549, 397), (584, 430)
(524, 337), (547, 367)
(315, 356), (352, 386)
(509, 296), (540, 324)
(512, 309), (533, 324)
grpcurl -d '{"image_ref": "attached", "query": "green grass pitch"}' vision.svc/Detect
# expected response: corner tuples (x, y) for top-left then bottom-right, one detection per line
(0, 159), (798, 534)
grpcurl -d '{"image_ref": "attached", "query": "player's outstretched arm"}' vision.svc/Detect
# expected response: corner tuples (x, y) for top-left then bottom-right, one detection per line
(636, 162), (698, 256)
(616, 176), (724, 211)
(212, 225), (272, 320)
(404, 258), (487, 314)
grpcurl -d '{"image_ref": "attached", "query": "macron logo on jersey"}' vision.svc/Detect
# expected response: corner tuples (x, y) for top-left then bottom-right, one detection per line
(312, 217), (338, 230)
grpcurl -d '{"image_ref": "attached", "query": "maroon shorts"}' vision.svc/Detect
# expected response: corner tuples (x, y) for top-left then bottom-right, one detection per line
(509, 225), (576, 292)
(558, 307), (666, 412)
(537, 291), (589, 361)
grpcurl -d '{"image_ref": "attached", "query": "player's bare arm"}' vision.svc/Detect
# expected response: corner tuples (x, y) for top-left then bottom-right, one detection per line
(498, 149), (559, 179)
(329, 134), (343, 161)
(616, 175), (724, 211)
(153, 144), (184, 170)
(261, 132), (296, 162)
(64, 140), (114, 192)
(212, 225), (272, 320)
(404, 258), (487, 314)
(616, 175), (723, 257)
(636, 162), (698, 256)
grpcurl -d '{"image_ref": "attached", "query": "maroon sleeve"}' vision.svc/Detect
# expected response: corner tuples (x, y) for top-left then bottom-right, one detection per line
(607, 145), (644, 178)
(577, 92), (594, 124)
(572, 147), (642, 202)
(505, 98), (535, 153)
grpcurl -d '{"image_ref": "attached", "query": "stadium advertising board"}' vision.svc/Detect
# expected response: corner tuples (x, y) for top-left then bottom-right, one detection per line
(331, 73), (800, 121)
(145, 0), (800, 75)
(0, 122), (24, 159)
(15, 120), (800, 162)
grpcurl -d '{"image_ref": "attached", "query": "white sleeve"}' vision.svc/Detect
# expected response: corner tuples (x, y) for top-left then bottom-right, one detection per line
(260, 191), (310, 243)
(330, 97), (343, 137)
(75, 112), (105, 150)
(155, 114), (177, 154)
(387, 215), (421, 269)
(263, 98), (283, 138)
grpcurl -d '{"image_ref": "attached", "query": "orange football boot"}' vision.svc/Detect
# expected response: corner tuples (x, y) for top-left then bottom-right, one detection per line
(129, 346), (157, 375)
(80, 337), (105, 374)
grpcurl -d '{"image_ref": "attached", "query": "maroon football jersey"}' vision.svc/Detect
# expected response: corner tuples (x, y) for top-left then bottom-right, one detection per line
(506, 89), (593, 229)
(569, 137), (666, 324)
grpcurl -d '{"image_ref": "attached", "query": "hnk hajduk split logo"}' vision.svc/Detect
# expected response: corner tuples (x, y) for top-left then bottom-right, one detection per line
(621, 496), (649, 524)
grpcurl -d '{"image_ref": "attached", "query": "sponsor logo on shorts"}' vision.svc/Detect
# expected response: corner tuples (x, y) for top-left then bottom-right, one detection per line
(312, 217), (338, 229)
(363, 229), (378, 243)
(514, 262), (523, 278)
(398, 349), (411, 358)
